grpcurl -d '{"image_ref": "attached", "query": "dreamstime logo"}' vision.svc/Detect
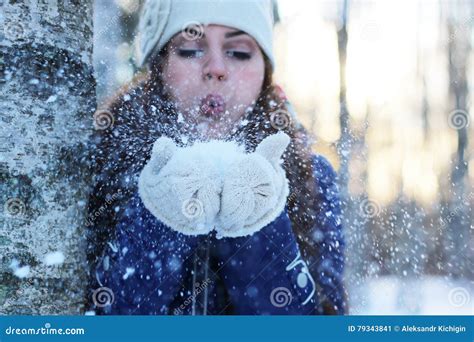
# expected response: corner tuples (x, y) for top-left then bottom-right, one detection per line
(93, 109), (115, 130)
(448, 287), (470, 307)
(173, 278), (213, 315)
(181, 22), (204, 41)
(3, 22), (26, 40)
(15, 278), (35, 296)
(95, 16), (121, 39)
(4, 322), (85, 335)
(270, 109), (291, 130)
(270, 287), (292, 308)
(92, 287), (115, 308)
(85, 190), (122, 227)
(287, 187), (301, 203)
(182, 198), (204, 219)
(359, 198), (380, 218)
(448, 109), (470, 130)
(4, 198), (26, 218)
(440, 192), (473, 228)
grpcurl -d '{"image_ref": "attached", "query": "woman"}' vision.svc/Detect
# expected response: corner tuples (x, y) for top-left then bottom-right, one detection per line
(86, 0), (347, 315)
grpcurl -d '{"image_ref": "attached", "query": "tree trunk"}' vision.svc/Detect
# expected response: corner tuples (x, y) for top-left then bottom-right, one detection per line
(336, 0), (351, 201)
(335, 0), (360, 313)
(444, 1), (472, 280)
(0, 0), (94, 314)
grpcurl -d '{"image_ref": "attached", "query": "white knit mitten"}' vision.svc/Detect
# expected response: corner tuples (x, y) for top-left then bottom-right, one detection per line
(217, 132), (291, 238)
(138, 136), (223, 236)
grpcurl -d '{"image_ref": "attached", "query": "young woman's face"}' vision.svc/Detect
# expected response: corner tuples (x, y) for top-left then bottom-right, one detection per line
(162, 25), (266, 140)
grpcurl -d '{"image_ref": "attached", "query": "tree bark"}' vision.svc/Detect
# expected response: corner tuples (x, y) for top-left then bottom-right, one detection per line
(0, 0), (94, 314)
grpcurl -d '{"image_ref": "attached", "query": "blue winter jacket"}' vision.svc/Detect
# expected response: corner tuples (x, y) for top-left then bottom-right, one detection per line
(93, 154), (345, 315)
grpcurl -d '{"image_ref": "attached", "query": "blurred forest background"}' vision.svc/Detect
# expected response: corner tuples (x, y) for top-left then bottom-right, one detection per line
(94, 0), (473, 315)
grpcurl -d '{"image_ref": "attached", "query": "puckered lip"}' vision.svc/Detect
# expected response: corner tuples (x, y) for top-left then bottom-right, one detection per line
(200, 93), (226, 117)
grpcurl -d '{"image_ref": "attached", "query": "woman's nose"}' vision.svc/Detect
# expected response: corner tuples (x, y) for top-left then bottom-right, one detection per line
(202, 51), (227, 81)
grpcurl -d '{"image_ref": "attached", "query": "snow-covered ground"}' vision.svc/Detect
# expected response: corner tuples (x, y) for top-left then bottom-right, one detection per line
(349, 276), (473, 315)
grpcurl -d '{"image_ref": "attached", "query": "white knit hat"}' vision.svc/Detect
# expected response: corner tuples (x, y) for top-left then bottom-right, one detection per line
(134, 0), (276, 68)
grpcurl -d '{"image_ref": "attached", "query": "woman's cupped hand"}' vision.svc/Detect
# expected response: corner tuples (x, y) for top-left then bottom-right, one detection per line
(137, 132), (291, 238)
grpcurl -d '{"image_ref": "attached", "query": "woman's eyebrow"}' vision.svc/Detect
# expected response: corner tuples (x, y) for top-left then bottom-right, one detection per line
(174, 30), (247, 43)
(224, 30), (247, 38)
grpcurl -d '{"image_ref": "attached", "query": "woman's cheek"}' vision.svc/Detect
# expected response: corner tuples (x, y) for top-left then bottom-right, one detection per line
(232, 69), (264, 106)
(164, 61), (202, 106)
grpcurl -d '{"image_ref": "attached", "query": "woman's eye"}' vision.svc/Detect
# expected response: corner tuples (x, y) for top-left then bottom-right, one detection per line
(177, 49), (204, 59)
(226, 50), (251, 60)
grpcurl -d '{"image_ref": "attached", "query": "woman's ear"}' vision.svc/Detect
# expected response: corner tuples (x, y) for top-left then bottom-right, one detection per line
(150, 136), (177, 174)
(255, 132), (290, 165)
